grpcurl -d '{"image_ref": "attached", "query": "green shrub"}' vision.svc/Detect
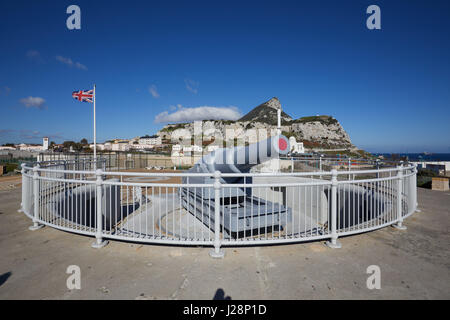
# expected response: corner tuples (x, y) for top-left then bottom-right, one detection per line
(417, 169), (437, 177)
(5, 163), (18, 173)
(417, 176), (432, 189)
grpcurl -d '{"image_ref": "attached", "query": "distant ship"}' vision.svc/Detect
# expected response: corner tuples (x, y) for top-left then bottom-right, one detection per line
(423, 152), (433, 155)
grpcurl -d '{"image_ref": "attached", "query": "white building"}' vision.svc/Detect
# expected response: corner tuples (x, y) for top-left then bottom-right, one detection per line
(89, 143), (106, 151)
(112, 142), (130, 152)
(103, 142), (112, 150)
(43, 137), (49, 151)
(131, 144), (154, 150)
(139, 135), (161, 145)
(18, 144), (43, 151)
(0, 146), (15, 150)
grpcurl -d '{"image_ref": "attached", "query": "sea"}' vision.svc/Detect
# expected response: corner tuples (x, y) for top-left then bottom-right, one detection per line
(373, 153), (450, 162)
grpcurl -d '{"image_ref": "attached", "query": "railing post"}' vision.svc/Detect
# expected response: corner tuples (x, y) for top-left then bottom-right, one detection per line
(319, 155), (323, 179)
(291, 157), (294, 173)
(18, 163), (26, 213)
(376, 159), (380, 179)
(210, 171), (225, 258)
(92, 169), (109, 248)
(326, 169), (341, 248)
(348, 158), (351, 180)
(413, 163), (420, 212)
(29, 164), (44, 230)
(394, 164), (407, 230)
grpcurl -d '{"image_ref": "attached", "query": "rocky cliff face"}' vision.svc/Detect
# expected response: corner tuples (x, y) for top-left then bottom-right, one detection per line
(239, 97), (292, 125)
(291, 116), (352, 148)
(158, 97), (355, 151)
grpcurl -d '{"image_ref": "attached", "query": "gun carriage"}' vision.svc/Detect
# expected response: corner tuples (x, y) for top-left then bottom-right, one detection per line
(181, 135), (292, 238)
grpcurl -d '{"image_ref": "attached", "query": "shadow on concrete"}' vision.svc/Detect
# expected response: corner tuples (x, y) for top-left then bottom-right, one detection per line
(0, 272), (11, 287)
(213, 288), (231, 300)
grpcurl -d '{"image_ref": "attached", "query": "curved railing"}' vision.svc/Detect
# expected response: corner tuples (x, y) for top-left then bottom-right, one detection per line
(19, 157), (418, 257)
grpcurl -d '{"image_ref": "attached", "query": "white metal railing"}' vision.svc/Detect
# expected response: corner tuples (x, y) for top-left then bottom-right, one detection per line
(19, 158), (418, 257)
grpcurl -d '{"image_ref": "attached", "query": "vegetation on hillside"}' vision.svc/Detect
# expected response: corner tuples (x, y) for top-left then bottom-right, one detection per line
(320, 149), (374, 159)
(160, 123), (188, 132)
(291, 115), (338, 126)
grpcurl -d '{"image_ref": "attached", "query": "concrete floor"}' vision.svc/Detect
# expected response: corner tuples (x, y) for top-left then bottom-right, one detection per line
(0, 183), (449, 299)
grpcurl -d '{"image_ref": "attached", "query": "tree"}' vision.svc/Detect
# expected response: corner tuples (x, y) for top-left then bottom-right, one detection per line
(62, 141), (83, 151)
(80, 138), (88, 145)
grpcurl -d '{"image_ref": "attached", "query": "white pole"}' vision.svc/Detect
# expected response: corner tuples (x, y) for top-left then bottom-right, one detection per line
(277, 108), (281, 136)
(276, 107), (282, 173)
(93, 84), (97, 171)
(210, 171), (224, 258)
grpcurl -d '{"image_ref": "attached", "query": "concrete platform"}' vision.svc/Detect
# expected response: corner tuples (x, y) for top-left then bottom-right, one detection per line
(0, 185), (449, 299)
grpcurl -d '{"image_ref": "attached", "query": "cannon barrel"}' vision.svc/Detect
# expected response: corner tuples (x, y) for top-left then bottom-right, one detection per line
(189, 134), (290, 176)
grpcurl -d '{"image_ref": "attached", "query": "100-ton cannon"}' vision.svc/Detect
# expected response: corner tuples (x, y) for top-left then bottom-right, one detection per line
(181, 135), (292, 238)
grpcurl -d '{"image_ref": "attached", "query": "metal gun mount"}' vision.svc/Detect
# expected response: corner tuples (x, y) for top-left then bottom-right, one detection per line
(181, 135), (292, 238)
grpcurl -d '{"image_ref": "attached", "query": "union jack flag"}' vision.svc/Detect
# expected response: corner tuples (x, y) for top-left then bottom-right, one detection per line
(72, 89), (94, 103)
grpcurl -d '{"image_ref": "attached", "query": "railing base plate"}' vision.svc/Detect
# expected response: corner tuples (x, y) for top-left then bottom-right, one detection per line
(325, 239), (342, 249)
(28, 224), (44, 231)
(91, 240), (109, 249)
(209, 249), (225, 259)
(393, 224), (407, 230)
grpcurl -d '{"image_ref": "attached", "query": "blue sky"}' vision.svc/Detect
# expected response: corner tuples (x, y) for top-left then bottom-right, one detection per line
(1, 0), (449, 153)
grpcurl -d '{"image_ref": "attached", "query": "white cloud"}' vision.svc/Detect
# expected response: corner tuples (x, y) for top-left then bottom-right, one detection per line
(56, 55), (87, 70)
(185, 79), (199, 94)
(56, 55), (73, 66)
(20, 96), (46, 109)
(149, 85), (160, 98)
(169, 104), (182, 111)
(155, 105), (241, 123)
(75, 62), (88, 70)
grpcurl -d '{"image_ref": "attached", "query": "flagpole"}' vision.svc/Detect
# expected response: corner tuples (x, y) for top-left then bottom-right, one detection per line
(93, 84), (97, 171)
